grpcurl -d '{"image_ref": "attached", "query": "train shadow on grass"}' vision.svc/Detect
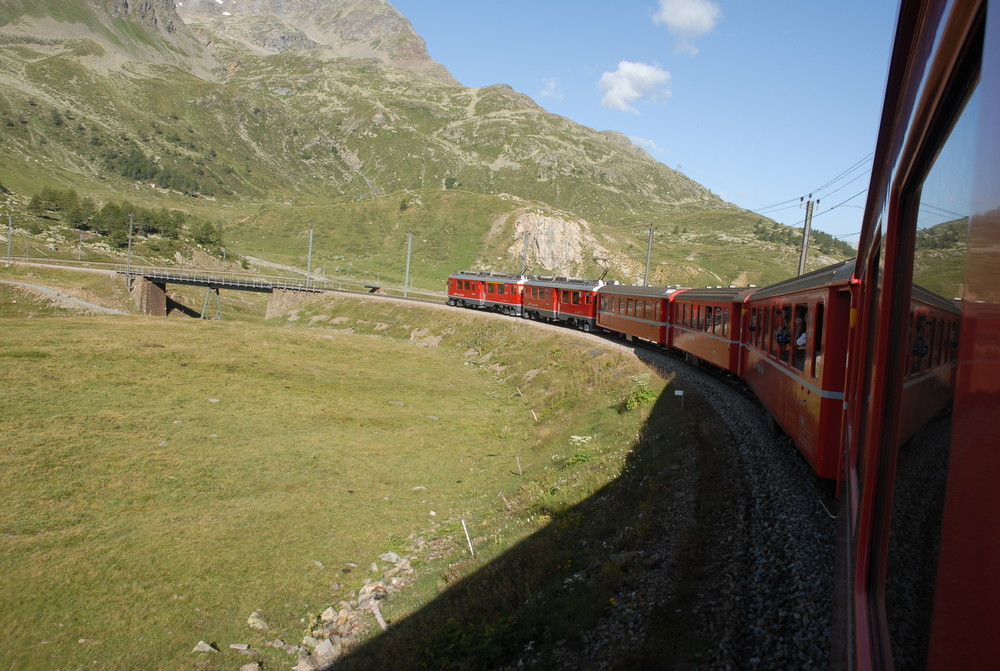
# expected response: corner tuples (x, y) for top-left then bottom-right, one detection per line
(334, 387), (740, 671)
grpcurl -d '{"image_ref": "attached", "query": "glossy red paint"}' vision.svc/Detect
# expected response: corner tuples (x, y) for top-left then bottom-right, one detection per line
(741, 262), (855, 480)
(670, 287), (754, 374)
(836, 0), (1000, 668)
(523, 277), (603, 330)
(595, 284), (677, 346)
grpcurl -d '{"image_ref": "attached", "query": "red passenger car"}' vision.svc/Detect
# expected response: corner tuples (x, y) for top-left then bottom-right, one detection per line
(670, 287), (755, 374)
(522, 276), (603, 330)
(835, 0), (1000, 668)
(446, 271), (526, 316)
(741, 260), (855, 480)
(596, 284), (680, 346)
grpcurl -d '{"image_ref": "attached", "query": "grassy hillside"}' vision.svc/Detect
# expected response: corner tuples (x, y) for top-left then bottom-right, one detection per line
(0, 265), (690, 670)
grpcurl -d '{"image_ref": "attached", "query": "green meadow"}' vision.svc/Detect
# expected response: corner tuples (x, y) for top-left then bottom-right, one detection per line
(0, 269), (685, 670)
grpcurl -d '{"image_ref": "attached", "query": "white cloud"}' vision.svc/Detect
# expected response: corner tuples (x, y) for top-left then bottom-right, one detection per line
(629, 136), (665, 154)
(599, 61), (671, 113)
(540, 78), (563, 100)
(653, 0), (722, 55)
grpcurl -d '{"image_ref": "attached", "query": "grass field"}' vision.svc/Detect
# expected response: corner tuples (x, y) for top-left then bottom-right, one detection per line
(0, 270), (675, 670)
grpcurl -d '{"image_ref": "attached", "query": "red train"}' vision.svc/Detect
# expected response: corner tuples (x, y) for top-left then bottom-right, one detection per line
(447, 1), (999, 665)
(835, 1), (999, 668)
(447, 260), (957, 483)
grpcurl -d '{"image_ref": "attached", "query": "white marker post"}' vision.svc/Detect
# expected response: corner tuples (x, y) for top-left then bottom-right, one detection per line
(675, 389), (684, 409)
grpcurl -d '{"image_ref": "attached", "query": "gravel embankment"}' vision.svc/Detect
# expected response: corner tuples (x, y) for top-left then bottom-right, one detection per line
(507, 334), (837, 670)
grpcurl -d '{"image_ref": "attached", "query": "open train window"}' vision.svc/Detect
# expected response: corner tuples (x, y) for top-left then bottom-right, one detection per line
(793, 305), (808, 371)
(812, 303), (824, 379)
(763, 307), (771, 354)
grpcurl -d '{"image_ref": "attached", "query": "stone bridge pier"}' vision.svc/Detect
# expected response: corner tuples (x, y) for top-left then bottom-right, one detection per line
(130, 276), (167, 317)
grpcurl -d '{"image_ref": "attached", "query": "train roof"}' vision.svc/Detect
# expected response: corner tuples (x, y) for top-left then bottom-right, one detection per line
(449, 270), (526, 282)
(748, 258), (857, 300)
(674, 286), (758, 302)
(525, 275), (605, 290)
(596, 284), (683, 298)
(912, 283), (962, 315)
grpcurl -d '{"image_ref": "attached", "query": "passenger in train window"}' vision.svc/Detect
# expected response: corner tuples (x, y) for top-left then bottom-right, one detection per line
(776, 314), (791, 346)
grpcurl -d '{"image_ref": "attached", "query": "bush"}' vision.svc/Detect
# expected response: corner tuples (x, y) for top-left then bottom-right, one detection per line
(619, 374), (657, 413)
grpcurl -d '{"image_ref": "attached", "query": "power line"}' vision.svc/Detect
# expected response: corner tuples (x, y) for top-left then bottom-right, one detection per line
(811, 152), (873, 194)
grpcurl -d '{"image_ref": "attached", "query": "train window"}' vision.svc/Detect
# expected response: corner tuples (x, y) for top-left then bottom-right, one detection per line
(498, 284), (506, 295)
(773, 307), (787, 359)
(793, 305), (807, 371)
(487, 283), (495, 293)
(572, 291), (580, 305)
(762, 307), (770, 353)
(812, 303), (824, 379)
(722, 308), (729, 337)
(879, 48), (980, 668)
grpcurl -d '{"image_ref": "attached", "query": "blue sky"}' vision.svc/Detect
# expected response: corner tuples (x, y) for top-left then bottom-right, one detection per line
(389, 0), (901, 244)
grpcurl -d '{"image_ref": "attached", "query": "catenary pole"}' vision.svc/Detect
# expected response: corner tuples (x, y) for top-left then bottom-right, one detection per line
(404, 232), (413, 297)
(797, 196), (817, 276)
(306, 222), (314, 286)
(643, 226), (654, 286)
(127, 213), (134, 277)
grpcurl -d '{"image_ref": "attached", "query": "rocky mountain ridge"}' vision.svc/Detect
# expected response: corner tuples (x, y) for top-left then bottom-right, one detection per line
(175, 0), (457, 83)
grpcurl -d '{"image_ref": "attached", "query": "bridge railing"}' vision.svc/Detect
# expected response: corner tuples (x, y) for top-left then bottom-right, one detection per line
(115, 265), (340, 292)
(114, 265), (447, 302)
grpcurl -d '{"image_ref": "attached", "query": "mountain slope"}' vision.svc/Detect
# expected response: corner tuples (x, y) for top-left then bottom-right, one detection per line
(0, 0), (853, 288)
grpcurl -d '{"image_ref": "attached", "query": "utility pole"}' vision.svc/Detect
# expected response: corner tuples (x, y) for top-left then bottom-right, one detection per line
(643, 226), (655, 286)
(5, 213), (11, 267)
(306, 222), (314, 286)
(797, 196), (818, 276)
(520, 231), (529, 276)
(127, 213), (134, 278)
(78, 230), (83, 261)
(403, 232), (413, 298)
